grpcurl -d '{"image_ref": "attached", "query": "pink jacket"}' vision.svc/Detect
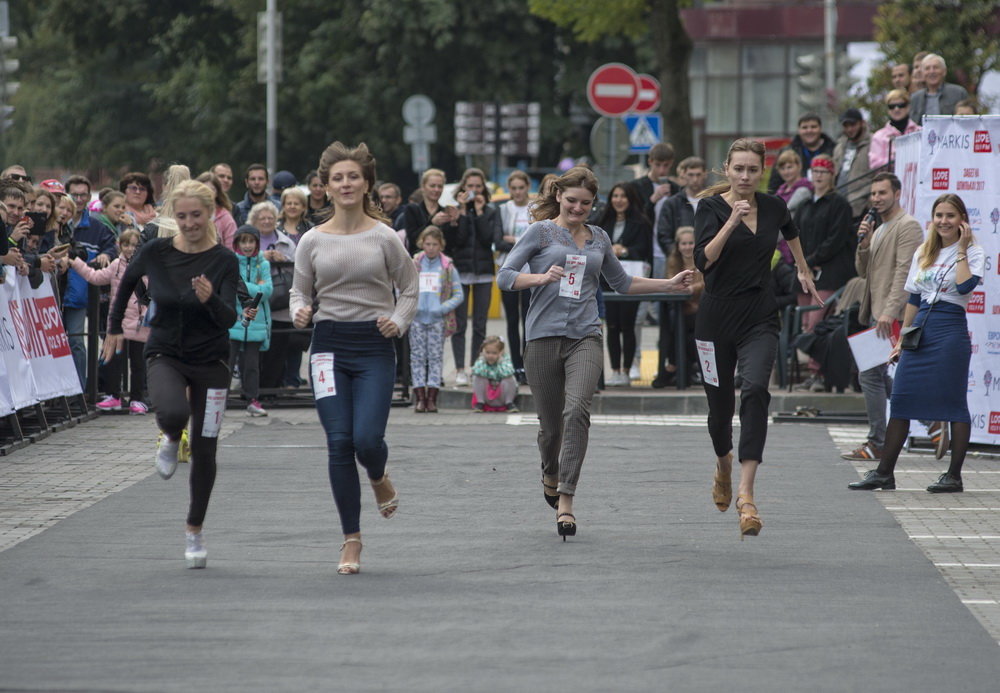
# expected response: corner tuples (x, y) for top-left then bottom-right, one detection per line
(869, 120), (920, 169)
(70, 257), (151, 342)
(215, 207), (238, 251)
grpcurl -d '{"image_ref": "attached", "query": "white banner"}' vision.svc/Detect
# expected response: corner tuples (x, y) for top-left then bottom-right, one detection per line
(905, 116), (1000, 445)
(0, 269), (38, 410)
(0, 267), (82, 411)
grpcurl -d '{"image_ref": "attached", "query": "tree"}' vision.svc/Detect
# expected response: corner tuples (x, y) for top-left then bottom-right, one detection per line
(874, 0), (1000, 96)
(528, 0), (694, 160)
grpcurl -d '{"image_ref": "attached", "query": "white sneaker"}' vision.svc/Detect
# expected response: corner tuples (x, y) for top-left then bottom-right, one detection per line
(629, 364), (641, 381)
(246, 399), (268, 417)
(156, 436), (179, 480)
(185, 531), (207, 569)
(607, 372), (624, 386)
(455, 371), (469, 386)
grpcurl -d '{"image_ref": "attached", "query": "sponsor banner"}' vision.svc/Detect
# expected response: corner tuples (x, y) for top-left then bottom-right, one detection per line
(0, 267), (82, 412)
(913, 116), (1000, 444)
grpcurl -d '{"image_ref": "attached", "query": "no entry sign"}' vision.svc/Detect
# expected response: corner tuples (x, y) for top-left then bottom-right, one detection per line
(633, 74), (661, 114)
(587, 63), (641, 117)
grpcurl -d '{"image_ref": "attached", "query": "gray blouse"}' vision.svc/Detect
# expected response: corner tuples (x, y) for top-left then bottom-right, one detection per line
(497, 219), (633, 341)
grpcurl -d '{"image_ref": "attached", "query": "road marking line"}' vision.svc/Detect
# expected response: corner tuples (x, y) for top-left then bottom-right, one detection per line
(936, 563), (1000, 568)
(909, 535), (1000, 540)
(962, 600), (1000, 605)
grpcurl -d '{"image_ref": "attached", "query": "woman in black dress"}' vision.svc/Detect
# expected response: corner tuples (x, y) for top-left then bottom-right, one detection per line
(694, 139), (821, 539)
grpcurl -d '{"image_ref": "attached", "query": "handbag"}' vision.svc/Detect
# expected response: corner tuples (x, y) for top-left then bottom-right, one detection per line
(899, 261), (955, 351)
(269, 261), (292, 311)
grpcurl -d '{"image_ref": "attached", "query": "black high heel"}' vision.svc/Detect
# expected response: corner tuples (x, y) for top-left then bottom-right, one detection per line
(556, 513), (576, 541)
(543, 481), (559, 509)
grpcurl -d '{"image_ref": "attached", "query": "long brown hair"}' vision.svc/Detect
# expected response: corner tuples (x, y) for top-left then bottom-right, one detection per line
(531, 167), (599, 222)
(317, 141), (388, 224)
(667, 226), (696, 277)
(919, 194), (973, 269)
(457, 167), (491, 204)
(699, 138), (767, 198)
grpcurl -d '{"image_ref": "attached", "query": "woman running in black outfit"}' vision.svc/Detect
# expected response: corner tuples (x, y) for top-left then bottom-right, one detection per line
(105, 180), (241, 568)
(694, 139), (821, 539)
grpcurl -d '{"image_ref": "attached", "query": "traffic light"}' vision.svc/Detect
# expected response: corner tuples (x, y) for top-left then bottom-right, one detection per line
(0, 34), (16, 132)
(795, 53), (825, 113)
(834, 52), (861, 102)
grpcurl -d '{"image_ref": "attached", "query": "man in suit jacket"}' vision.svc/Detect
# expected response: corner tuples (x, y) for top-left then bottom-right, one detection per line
(909, 53), (969, 124)
(842, 172), (924, 462)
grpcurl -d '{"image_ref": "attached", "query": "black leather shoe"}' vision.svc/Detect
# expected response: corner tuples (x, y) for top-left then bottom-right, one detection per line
(848, 469), (896, 490)
(927, 473), (963, 493)
(651, 372), (676, 389)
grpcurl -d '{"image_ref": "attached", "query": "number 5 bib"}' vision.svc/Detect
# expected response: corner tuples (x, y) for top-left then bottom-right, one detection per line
(559, 254), (587, 299)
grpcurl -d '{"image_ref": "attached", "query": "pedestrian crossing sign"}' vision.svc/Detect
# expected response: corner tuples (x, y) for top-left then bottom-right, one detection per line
(624, 114), (662, 153)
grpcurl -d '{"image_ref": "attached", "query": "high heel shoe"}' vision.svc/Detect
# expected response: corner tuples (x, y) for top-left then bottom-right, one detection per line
(370, 474), (399, 519)
(712, 454), (733, 512)
(542, 479), (559, 509)
(338, 538), (362, 575)
(556, 513), (576, 541)
(735, 494), (762, 540)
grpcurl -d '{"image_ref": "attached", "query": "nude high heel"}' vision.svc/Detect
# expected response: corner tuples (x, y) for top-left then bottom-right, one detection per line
(712, 454), (733, 512)
(338, 538), (362, 575)
(735, 494), (762, 540)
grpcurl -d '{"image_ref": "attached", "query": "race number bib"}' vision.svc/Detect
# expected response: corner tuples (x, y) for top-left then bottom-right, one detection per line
(419, 271), (440, 293)
(695, 340), (720, 388)
(559, 254), (587, 299)
(311, 352), (337, 399)
(202, 388), (228, 438)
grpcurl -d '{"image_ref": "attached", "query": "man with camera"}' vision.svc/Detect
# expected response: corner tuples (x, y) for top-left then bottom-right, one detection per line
(842, 172), (922, 462)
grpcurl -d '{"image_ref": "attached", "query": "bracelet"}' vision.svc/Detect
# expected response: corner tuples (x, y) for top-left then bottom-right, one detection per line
(957, 254), (967, 261)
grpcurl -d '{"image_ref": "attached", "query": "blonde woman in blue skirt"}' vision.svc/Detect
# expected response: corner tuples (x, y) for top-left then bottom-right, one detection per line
(849, 194), (984, 493)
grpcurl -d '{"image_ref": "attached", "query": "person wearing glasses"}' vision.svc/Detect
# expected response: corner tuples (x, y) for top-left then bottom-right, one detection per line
(869, 89), (921, 170)
(119, 172), (157, 226)
(1, 165), (32, 183)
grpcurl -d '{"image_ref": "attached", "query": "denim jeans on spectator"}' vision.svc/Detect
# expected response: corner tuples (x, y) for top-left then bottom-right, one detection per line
(311, 320), (395, 535)
(62, 306), (87, 390)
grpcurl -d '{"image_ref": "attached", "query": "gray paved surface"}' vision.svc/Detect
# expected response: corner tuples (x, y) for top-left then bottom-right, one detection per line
(3, 409), (1000, 692)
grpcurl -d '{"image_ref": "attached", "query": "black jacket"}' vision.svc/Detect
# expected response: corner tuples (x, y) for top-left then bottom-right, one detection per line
(630, 175), (680, 223)
(450, 206), (500, 277)
(792, 191), (856, 291)
(766, 133), (837, 193)
(602, 216), (652, 264)
(656, 190), (696, 255)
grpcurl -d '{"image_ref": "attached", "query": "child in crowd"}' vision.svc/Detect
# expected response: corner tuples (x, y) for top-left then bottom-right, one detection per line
(229, 225), (273, 417)
(70, 229), (150, 413)
(471, 336), (518, 413)
(410, 226), (463, 413)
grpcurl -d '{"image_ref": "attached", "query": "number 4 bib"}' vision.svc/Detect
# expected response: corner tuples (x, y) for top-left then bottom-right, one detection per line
(311, 353), (337, 399)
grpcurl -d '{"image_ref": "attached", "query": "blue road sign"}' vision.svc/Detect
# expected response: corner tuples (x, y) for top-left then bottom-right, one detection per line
(623, 114), (662, 153)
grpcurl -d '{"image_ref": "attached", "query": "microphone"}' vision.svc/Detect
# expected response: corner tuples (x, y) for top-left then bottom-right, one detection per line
(859, 208), (877, 240)
(241, 292), (263, 327)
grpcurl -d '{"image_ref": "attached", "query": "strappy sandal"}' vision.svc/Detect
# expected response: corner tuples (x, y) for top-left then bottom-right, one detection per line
(338, 538), (362, 575)
(542, 478), (559, 509)
(371, 474), (399, 519)
(712, 454), (733, 512)
(735, 494), (762, 540)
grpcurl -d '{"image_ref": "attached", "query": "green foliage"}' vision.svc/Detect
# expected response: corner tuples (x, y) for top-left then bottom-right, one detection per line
(528, 0), (649, 41)
(3, 0), (636, 191)
(873, 0), (1000, 94)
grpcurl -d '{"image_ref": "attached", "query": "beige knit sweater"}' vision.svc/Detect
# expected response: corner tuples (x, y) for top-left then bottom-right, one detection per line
(289, 222), (419, 331)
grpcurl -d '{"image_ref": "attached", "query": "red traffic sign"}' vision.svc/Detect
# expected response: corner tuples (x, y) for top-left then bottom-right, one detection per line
(633, 74), (661, 114)
(587, 63), (640, 117)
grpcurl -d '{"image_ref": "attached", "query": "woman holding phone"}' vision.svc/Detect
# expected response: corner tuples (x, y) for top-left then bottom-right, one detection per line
(849, 194), (984, 494)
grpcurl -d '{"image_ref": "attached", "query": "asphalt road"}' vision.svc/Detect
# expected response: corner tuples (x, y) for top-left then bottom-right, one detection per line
(2, 411), (999, 692)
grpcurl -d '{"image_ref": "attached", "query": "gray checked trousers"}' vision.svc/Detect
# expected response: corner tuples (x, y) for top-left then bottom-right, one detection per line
(523, 334), (604, 496)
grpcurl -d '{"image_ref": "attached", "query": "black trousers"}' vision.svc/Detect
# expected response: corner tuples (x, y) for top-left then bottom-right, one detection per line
(605, 301), (640, 370)
(696, 294), (778, 463)
(500, 288), (530, 371)
(261, 319), (292, 389)
(103, 338), (146, 401)
(452, 282), (492, 369)
(147, 355), (230, 527)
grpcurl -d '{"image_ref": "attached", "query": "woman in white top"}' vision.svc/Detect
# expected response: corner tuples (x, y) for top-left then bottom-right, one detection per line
(290, 142), (419, 575)
(495, 170), (534, 383)
(850, 194), (984, 494)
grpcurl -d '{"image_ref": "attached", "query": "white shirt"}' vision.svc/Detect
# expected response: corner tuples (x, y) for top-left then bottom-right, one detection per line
(903, 243), (985, 308)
